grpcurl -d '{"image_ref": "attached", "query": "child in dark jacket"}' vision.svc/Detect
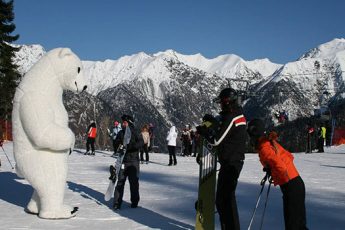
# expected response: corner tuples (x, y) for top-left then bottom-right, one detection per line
(247, 119), (308, 230)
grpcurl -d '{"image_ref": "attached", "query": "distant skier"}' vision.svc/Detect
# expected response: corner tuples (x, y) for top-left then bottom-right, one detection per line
(85, 121), (97, 155)
(108, 121), (122, 156)
(148, 123), (155, 152)
(247, 119), (308, 230)
(317, 124), (326, 153)
(113, 114), (144, 210)
(140, 124), (150, 163)
(306, 123), (315, 153)
(181, 125), (191, 156)
(166, 125), (178, 166)
(197, 87), (247, 230)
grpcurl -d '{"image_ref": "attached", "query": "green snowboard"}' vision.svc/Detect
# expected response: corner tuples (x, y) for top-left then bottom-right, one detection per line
(195, 138), (217, 230)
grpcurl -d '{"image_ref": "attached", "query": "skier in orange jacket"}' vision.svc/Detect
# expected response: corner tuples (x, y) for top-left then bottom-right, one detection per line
(247, 119), (308, 230)
(85, 121), (97, 155)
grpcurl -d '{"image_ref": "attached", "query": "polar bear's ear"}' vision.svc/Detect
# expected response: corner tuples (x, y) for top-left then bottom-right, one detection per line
(58, 48), (73, 58)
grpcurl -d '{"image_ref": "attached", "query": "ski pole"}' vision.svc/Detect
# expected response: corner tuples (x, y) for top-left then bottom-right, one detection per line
(247, 173), (269, 230)
(259, 178), (272, 230)
(1, 146), (15, 169)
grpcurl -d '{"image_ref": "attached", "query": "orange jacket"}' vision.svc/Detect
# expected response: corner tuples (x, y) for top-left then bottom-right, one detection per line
(88, 127), (97, 138)
(257, 132), (299, 186)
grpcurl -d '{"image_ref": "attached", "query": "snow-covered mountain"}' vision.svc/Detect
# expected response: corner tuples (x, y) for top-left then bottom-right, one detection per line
(12, 38), (345, 150)
(245, 38), (345, 124)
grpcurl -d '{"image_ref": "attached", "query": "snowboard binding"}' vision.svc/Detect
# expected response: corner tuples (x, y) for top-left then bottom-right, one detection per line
(109, 165), (117, 182)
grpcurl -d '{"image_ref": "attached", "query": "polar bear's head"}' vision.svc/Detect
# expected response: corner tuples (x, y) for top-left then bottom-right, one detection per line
(47, 48), (87, 93)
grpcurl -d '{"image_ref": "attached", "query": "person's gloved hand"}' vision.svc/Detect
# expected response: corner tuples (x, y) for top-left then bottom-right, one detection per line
(263, 166), (271, 176)
(196, 125), (208, 137)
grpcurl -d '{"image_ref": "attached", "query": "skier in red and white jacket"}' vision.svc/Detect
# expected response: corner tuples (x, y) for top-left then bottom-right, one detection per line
(197, 87), (247, 230)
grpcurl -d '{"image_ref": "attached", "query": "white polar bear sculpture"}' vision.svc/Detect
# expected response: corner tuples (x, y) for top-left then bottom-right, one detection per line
(12, 48), (87, 219)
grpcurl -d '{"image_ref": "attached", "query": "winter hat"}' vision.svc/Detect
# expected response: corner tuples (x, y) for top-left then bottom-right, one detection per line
(247, 119), (265, 138)
(121, 114), (134, 124)
(213, 87), (238, 104)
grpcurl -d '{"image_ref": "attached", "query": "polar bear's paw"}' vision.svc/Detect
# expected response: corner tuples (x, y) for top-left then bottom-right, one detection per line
(38, 205), (78, 219)
(25, 199), (39, 215)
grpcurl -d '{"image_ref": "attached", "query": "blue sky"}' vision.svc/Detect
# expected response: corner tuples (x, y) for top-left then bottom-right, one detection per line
(13, 0), (345, 63)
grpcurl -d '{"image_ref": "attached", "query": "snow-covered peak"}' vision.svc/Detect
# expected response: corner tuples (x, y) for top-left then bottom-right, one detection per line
(246, 58), (282, 77)
(299, 38), (345, 60)
(13, 44), (46, 74)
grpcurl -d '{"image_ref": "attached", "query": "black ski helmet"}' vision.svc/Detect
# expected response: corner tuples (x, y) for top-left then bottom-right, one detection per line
(214, 87), (239, 110)
(247, 118), (265, 138)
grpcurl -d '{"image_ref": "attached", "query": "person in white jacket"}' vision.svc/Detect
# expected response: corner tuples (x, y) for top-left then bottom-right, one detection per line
(166, 126), (178, 166)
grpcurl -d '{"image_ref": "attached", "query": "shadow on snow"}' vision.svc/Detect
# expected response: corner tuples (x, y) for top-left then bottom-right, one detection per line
(67, 181), (194, 230)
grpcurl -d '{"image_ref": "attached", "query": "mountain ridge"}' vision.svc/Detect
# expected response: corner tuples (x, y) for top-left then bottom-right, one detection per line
(12, 38), (345, 150)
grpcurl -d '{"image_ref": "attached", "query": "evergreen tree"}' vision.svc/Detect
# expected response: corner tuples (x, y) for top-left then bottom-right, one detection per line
(0, 0), (20, 121)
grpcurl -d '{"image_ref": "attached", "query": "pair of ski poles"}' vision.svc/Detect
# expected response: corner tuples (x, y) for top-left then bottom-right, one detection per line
(247, 172), (272, 230)
(0, 142), (15, 169)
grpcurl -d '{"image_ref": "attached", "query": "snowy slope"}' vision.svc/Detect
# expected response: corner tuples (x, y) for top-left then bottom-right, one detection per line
(299, 38), (345, 60)
(0, 141), (344, 230)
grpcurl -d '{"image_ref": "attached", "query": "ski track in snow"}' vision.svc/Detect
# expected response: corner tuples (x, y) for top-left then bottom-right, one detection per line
(0, 142), (345, 230)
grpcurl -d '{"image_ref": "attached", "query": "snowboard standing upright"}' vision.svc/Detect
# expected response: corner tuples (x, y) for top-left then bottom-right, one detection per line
(104, 126), (131, 201)
(195, 138), (217, 230)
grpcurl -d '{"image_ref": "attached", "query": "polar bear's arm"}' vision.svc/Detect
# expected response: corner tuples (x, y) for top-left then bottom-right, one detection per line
(19, 94), (75, 151)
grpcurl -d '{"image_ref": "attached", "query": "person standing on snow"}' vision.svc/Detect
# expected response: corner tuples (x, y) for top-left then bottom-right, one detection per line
(247, 119), (308, 230)
(306, 123), (315, 153)
(166, 125), (178, 166)
(197, 87), (247, 230)
(108, 121), (122, 156)
(85, 121), (97, 155)
(181, 125), (191, 156)
(317, 124), (326, 153)
(113, 114), (144, 210)
(140, 124), (150, 163)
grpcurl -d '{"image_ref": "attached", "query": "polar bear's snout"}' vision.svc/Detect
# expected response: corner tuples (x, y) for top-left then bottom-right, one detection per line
(74, 81), (87, 93)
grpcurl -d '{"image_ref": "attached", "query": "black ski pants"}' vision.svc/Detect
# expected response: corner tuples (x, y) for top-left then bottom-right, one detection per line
(86, 137), (95, 152)
(216, 161), (243, 230)
(317, 137), (325, 152)
(113, 161), (140, 207)
(280, 176), (308, 230)
(140, 144), (149, 162)
(168, 145), (177, 165)
(112, 139), (121, 154)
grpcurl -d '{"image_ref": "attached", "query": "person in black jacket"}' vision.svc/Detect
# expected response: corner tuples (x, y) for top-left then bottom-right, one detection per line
(113, 114), (144, 210)
(197, 88), (247, 230)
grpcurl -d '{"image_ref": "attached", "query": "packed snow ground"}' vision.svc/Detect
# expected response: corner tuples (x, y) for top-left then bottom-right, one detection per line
(0, 142), (344, 230)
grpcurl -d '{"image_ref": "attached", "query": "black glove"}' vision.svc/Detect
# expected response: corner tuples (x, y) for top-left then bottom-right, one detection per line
(196, 125), (208, 137)
(263, 166), (271, 176)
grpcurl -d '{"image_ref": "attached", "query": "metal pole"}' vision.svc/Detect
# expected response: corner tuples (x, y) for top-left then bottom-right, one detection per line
(1, 145), (14, 169)
(247, 173), (269, 230)
(259, 179), (272, 230)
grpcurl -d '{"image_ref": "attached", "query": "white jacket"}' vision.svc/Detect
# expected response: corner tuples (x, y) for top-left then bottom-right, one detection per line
(166, 126), (177, 146)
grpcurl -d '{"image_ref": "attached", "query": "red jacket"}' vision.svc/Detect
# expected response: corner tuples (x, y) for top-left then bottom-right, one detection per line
(88, 127), (97, 138)
(257, 132), (299, 186)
